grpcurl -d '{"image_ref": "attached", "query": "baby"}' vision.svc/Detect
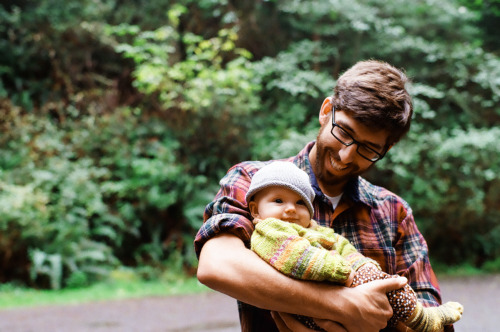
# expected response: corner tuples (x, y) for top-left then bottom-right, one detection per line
(247, 161), (463, 331)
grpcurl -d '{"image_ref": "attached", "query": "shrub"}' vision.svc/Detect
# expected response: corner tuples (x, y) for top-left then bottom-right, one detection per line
(0, 107), (208, 288)
(374, 127), (500, 266)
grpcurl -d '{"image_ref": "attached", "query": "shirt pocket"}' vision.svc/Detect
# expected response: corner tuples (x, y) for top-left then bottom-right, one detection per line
(357, 247), (396, 275)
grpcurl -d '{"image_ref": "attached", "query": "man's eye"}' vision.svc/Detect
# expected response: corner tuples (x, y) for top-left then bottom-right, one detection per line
(274, 199), (283, 203)
(338, 129), (351, 139)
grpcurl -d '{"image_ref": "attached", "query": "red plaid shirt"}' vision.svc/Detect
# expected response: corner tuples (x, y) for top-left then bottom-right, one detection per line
(195, 141), (447, 332)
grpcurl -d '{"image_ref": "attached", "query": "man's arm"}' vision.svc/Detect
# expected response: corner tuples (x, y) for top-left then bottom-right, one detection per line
(197, 233), (408, 332)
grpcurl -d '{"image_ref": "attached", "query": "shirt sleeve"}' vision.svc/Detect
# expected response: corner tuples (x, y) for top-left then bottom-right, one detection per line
(394, 204), (442, 307)
(194, 164), (256, 258)
(250, 218), (353, 284)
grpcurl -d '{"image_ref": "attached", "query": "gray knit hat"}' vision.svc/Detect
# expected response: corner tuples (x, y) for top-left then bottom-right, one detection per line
(246, 161), (315, 217)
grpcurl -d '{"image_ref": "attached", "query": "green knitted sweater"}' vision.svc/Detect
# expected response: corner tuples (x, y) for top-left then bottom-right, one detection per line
(251, 218), (378, 284)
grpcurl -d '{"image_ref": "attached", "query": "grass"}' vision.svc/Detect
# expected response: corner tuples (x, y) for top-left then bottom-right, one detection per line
(2, 260), (498, 310)
(432, 257), (500, 278)
(0, 274), (210, 310)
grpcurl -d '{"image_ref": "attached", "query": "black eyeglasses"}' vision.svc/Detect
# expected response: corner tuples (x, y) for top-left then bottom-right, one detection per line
(330, 107), (385, 162)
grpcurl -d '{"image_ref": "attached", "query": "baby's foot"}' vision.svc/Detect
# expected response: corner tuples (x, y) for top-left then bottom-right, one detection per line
(406, 301), (464, 331)
(439, 301), (464, 325)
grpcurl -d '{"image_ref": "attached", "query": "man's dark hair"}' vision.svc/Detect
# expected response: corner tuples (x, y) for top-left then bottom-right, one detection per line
(332, 60), (413, 147)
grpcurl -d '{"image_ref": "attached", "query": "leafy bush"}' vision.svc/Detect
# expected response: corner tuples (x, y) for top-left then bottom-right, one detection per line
(0, 1), (128, 114)
(0, 106), (209, 288)
(0, 114), (118, 288)
(375, 127), (500, 266)
(104, 9), (262, 177)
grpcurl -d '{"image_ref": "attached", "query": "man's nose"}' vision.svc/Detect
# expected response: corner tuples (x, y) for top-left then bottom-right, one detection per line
(339, 144), (357, 163)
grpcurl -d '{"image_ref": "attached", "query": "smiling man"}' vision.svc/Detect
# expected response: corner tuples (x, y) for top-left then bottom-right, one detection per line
(195, 60), (449, 332)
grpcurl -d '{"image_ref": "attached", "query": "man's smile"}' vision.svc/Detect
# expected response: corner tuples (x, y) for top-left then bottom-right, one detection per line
(329, 151), (348, 172)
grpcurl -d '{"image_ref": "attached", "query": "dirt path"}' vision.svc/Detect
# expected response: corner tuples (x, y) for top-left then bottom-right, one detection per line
(438, 274), (499, 332)
(0, 274), (498, 332)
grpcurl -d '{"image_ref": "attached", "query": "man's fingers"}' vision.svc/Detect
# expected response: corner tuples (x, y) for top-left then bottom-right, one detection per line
(271, 312), (293, 332)
(363, 275), (408, 293)
(314, 318), (348, 332)
(382, 276), (408, 292)
(272, 312), (348, 332)
(271, 312), (316, 332)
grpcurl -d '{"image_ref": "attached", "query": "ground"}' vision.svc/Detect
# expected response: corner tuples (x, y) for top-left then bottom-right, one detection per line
(0, 274), (498, 332)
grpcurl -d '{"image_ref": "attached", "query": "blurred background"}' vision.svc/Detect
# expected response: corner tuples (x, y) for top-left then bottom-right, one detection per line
(0, 0), (499, 293)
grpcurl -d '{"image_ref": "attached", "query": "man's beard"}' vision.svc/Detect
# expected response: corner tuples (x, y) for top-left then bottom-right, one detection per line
(313, 127), (366, 190)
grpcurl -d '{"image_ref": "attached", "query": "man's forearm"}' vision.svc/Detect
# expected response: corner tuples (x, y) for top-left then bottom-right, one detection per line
(197, 233), (352, 320)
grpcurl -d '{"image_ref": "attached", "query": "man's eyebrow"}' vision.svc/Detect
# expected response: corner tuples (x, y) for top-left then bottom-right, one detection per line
(336, 119), (384, 150)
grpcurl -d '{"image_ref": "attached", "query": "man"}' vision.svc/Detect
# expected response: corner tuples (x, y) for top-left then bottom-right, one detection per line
(195, 60), (447, 332)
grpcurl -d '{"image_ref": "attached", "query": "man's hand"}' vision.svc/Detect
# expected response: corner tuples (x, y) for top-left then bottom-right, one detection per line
(272, 274), (406, 332)
(271, 312), (347, 332)
(338, 277), (408, 332)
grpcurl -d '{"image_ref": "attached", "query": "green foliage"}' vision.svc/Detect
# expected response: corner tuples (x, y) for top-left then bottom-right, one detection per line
(105, 9), (261, 176)
(0, 1), (122, 112)
(1, 0), (500, 289)
(376, 127), (500, 265)
(458, 0), (500, 51)
(0, 107), (208, 288)
(250, 40), (335, 158)
(1, 114), (118, 288)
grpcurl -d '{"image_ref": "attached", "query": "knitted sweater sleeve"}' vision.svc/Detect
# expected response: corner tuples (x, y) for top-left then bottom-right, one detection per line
(250, 218), (353, 284)
(310, 225), (380, 272)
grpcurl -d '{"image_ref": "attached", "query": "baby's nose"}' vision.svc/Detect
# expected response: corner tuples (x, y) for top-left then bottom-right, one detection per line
(284, 203), (296, 212)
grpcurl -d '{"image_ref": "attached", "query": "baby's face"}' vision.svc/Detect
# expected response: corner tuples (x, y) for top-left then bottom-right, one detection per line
(250, 186), (311, 228)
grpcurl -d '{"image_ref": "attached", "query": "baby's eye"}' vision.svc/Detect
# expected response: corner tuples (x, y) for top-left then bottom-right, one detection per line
(297, 200), (306, 205)
(274, 199), (283, 203)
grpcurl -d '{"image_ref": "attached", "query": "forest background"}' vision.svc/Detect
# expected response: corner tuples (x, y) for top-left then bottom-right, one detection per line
(1, 0), (499, 290)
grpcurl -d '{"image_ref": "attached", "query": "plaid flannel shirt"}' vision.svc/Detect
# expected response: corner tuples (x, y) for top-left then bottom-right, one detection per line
(195, 141), (447, 332)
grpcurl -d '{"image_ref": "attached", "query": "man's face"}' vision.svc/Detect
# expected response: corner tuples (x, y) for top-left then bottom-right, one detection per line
(312, 108), (390, 196)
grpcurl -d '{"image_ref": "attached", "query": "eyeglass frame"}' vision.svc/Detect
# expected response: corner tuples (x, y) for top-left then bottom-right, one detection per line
(330, 106), (386, 162)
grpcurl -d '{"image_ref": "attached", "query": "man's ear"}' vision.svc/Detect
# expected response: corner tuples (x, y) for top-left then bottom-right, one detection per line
(319, 97), (333, 126)
(248, 201), (260, 219)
